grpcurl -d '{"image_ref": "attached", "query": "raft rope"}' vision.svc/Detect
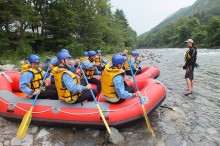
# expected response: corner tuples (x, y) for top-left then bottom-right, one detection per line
(0, 81), (162, 115)
(0, 72), (12, 83)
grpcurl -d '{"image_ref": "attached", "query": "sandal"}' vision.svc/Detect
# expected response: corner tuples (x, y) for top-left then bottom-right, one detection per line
(184, 90), (192, 96)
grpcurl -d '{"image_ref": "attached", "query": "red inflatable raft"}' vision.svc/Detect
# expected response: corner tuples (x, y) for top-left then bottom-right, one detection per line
(0, 71), (166, 127)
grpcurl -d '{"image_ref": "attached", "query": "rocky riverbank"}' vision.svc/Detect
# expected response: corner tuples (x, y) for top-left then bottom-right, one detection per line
(0, 49), (220, 146)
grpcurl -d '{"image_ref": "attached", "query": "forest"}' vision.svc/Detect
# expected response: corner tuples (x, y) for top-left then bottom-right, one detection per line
(0, 0), (137, 62)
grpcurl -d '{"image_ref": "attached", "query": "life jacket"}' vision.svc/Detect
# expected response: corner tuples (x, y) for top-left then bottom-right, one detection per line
(185, 47), (197, 64)
(21, 64), (45, 92)
(95, 55), (102, 66)
(80, 56), (88, 64)
(124, 55), (138, 70)
(81, 58), (96, 79)
(53, 66), (82, 103)
(102, 64), (124, 102)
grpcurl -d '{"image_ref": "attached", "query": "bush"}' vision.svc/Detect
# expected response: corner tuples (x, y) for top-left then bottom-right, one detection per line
(15, 41), (33, 60)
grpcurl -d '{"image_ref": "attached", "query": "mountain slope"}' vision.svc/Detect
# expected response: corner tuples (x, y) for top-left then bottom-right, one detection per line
(138, 0), (220, 48)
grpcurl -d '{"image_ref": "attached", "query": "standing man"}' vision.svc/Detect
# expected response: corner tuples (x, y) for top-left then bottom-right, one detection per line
(183, 39), (197, 96)
(53, 51), (96, 104)
(102, 54), (140, 103)
(81, 50), (101, 94)
(20, 54), (58, 99)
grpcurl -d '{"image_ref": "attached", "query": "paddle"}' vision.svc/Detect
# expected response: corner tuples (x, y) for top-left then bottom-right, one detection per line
(17, 66), (50, 138)
(126, 55), (154, 135)
(79, 64), (111, 134)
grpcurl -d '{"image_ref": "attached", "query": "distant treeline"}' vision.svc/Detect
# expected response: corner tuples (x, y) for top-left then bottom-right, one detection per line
(138, 12), (220, 48)
(0, 0), (137, 59)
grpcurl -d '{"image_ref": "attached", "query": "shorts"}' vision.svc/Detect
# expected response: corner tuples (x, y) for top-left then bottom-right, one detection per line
(185, 66), (194, 80)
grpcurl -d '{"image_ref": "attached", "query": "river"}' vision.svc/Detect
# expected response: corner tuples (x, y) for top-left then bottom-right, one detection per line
(0, 48), (220, 146)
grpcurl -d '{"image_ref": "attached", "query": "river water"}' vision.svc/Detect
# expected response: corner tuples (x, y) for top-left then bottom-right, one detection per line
(0, 48), (220, 146)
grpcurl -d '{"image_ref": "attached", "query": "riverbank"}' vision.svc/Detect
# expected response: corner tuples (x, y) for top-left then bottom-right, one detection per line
(0, 49), (220, 146)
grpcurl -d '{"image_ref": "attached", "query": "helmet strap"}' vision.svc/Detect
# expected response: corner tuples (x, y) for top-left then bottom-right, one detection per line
(61, 59), (68, 67)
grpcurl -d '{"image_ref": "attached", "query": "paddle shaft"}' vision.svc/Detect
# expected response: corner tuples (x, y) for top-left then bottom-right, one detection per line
(79, 64), (111, 134)
(32, 66), (50, 106)
(126, 55), (154, 134)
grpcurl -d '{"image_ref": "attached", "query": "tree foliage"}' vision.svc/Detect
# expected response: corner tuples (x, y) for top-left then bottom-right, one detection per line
(138, 0), (220, 48)
(0, 0), (137, 57)
(138, 13), (220, 48)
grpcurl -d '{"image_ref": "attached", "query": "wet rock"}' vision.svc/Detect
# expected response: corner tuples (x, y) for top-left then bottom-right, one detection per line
(165, 134), (183, 146)
(20, 60), (26, 65)
(71, 138), (95, 146)
(54, 141), (65, 146)
(31, 126), (38, 134)
(11, 137), (21, 145)
(21, 134), (33, 146)
(206, 128), (218, 135)
(36, 129), (50, 140)
(105, 127), (124, 145)
(86, 129), (100, 138)
(4, 140), (10, 146)
(42, 141), (52, 146)
(170, 114), (178, 122)
(0, 64), (15, 71)
(188, 134), (201, 143)
(162, 125), (176, 135)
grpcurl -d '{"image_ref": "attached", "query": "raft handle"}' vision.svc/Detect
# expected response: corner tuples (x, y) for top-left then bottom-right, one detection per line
(100, 116), (109, 121)
(7, 109), (14, 113)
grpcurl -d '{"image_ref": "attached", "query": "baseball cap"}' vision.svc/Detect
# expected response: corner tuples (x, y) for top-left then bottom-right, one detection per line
(185, 39), (194, 43)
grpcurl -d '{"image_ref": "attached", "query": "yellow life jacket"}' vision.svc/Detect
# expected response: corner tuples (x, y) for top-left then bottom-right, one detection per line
(80, 56), (88, 64)
(95, 55), (102, 66)
(102, 64), (124, 101)
(81, 58), (95, 79)
(185, 47), (198, 63)
(21, 64), (45, 92)
(53, 66), (82, 103)
(124, 55), (138, 70)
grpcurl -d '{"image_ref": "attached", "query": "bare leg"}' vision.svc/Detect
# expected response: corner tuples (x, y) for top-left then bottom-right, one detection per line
(191, 80), (194, 92)
(186, 78), (192, 92)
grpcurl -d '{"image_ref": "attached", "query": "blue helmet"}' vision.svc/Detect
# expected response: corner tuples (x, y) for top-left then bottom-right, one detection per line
(96, 50), (102, 53)
(88, 51), (96, 57)
(28, 54), (40, 63)
(112, 54), (125, 66)
(60, 48), (69, 53)
(131, 51), (138, 56)
(57, 51), (71, 62)
(136, 52), (139, 56)
(50, 58), (59, 66)
(83, 52), (88, 56)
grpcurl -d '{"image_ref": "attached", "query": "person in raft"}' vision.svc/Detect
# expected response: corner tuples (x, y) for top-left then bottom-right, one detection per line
(102, 54), (141, 103)
(124, 51), (142, 75)
(20, 54), (58, 99)
(95, 49), (107, 71)
(81, 50), (102, 94)
(80, 51), (88, 63)
(53, 51), (96, 104)
(183, 39), (197, 96)
(59, 48), (80, 74)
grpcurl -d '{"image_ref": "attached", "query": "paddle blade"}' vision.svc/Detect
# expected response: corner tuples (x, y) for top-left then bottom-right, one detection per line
(17, 108), (33, 138)
(97, 104), (112, 135)
(141, 105), (155, 137)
